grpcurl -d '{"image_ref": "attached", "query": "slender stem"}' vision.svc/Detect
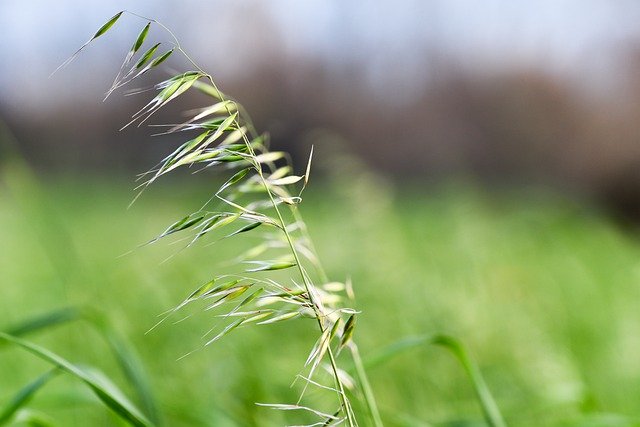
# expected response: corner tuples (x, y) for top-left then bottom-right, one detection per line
(291, 206), (329, 283)
(256, 157), (357, 427)
(350, 343), (383, 427)
(292, 205), (382, 426)
(202, 65), (357, 427)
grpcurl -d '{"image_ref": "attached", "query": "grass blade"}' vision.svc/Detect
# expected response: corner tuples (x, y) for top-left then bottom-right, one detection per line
(339, 315), (356, 351)
(0, 332), (153, 427)
(362, 334), (506, 427)
(245, 261), (297, 272)
(205, 318), (245, 345)
(7, 409), (55, 427)
(224, 221), (262, 238)
(103, 330), (160, 425)
(0, 369), (59, 424)
(92, 11), (124, 39)
(134, 43), (161, 69)
(132, 22), (151, 54)
(217, 168), (250, 194)
(4, 307), (80, 338)
(50, 11), (124, 76)
(150, 49), (173, 67)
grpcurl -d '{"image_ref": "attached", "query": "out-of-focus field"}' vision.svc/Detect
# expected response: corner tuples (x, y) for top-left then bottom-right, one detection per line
(1, 165), (640, 426)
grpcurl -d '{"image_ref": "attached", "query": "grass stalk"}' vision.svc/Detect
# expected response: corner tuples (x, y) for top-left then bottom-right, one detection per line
(350, 343), (383, 427)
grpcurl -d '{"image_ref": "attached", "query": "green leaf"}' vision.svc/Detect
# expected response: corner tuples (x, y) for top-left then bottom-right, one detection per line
(102, 330), (160, 425)
(329, 317), (342, 341)
(202, 113), (238, 147)
(192, 80), (224, 100)
(194, 214), (240, 241)
(239, 312), (272, 325)
(93, 11), (123, 39)
(340, 314), (356, 350)
(218, 168), (250, 194)
(157, 79), (185, 102)
(155, 214), (204, 241)
(8, 409), (55, 426)
(225, 221), (261, 238)
(226, 286), (250, 300)
(85, 367), (153, 427)
(205, 318), (245, 345)
(220, 126), (247, 146)
(178, 214), (206, 230)
(0, 369), (59, 424)
(256, 311), (299, 325)
(191, 101), (236, 123)
(217, 155), (244, 163)
(205, 279), (242, 296)
(363, 334), (506, 427)
(150, 49), (174, 67)
(132, 23), (151, 54)
(125, 72), (203, 130)
(0, 332), (153, 427)
(2, 310), (159, 424)
(245, 261), (297, 272)
(135, 43), (161, 69)
(51, 11), (126, 76)
(4, 307), (80, 338)
(169, 131), (211, 158)
(430, 335), (506, 427)
(186, 279), (216, 301)
(237, 288), (264, 308)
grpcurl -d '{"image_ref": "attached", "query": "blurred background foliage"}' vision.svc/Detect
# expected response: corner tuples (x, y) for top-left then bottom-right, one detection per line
(2, 1), (640, 426)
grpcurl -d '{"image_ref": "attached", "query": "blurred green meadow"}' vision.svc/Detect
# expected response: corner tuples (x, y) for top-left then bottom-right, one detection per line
(2, 155), (640, 426)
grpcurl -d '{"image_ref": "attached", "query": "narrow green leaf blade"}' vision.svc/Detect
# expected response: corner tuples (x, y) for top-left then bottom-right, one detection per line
(102, 330), (160, 425)
(205, 318), (245, 345)
(339, 314), (356, 350)
(225, 221), (261, 238)
(135, 43), (161, 69)
(157, 214), (205, 240)
(239, 312), (272, 325)
(0, 332), (153, 427)
(186, 279), (216, 301)
(199, 213), (240, 235)
(238, 288), (264, 308)
(0, 369), (59, 424)
(204, 112), (238, 146)
(363, 334), (506, 427)
(93, 11), (123, 39)
(8, 409), (55, 426)
(256, 311), (299, 325)
(218, 168), (250, 194)
(132, 23), (151, 54)
(5, 307), (80, 338)
(245, 261), (296, 272)
(150, 49), (174, 67)
(431, 335), (506, 427)
(50, 11), (124, 76)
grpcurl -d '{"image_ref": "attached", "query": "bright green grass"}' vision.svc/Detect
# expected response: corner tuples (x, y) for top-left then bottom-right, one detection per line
(1, 169), (640, 426)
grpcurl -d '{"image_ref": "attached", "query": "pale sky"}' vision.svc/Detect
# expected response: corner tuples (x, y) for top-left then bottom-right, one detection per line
(1, 0), (639, 112)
